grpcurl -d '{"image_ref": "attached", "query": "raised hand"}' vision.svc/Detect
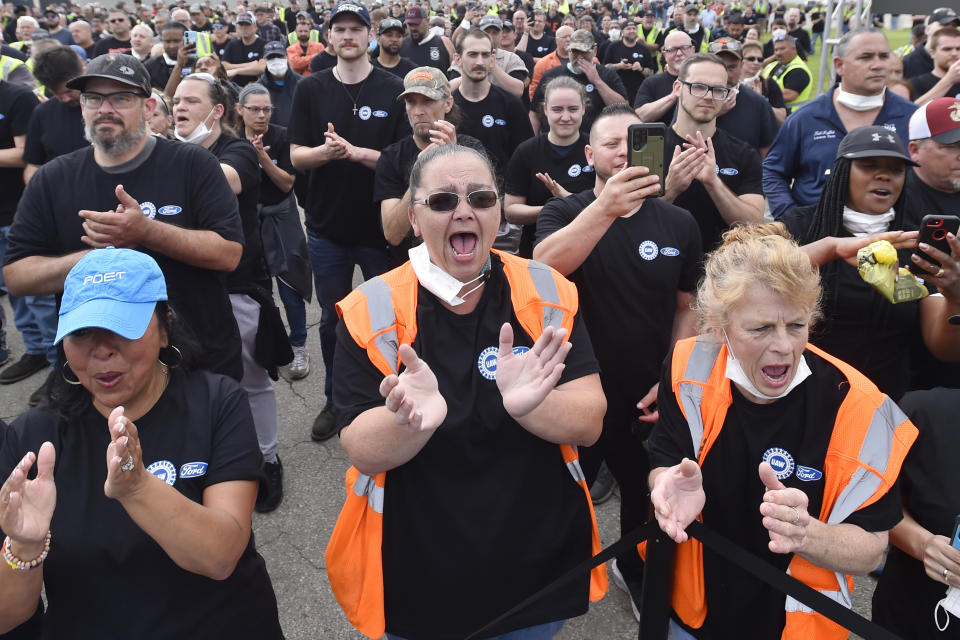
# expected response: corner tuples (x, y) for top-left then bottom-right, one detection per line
(758, 461), (812, 555)
(495, 323), (570, 419)
(104, 406), (150, 500)
(651, 458), (705, 543)
(0, 442), (56, 553)
(79, 184), (148, 249)
(379, 344), (447, 432)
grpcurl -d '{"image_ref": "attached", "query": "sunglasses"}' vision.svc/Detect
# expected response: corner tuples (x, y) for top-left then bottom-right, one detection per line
(413, 189), (498, 212)
(743, 55), (763, 62)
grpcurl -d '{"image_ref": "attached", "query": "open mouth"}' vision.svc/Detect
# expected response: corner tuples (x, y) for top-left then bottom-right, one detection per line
(450, 232), (478, 259)
(94, 372), (123, 388)
(761, 365), (789, 386)
(870, 188), (892, 197)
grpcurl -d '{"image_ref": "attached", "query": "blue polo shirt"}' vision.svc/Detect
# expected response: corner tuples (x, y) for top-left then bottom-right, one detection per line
(762, 89), (917, 218)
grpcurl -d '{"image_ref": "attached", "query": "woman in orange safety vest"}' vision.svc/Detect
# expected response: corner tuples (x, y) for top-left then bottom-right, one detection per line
(646, 223), (918, 640)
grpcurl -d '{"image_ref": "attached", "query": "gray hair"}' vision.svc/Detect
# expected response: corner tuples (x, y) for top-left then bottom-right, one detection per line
(834, 26), (886, 59)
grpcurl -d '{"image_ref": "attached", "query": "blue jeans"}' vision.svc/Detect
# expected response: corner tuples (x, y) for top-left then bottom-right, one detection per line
(386, 620), (564, 640)
(0, 226), (57, 365)
(306, 233), (388, 401)
(276, 278), (307, 348)
(670, 619), (698, 640)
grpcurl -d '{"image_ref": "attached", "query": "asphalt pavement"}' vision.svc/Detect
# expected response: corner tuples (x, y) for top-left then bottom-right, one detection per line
(0, 289), (878, 640)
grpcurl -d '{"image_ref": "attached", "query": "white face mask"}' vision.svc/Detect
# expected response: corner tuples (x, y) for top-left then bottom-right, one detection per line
(408, 242), (489, 306)
(266, 58), (288, 76)
(723, 330), (812, 402)
(175, 106), (216, 144)
(836, 86), (885, 111)
(429, 25), (445, 37)
(567, 60), (583, 74)
(842, 206), (895, 237)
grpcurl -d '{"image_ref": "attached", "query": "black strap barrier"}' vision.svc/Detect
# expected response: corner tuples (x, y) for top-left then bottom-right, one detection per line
(464, 520), (904, 640)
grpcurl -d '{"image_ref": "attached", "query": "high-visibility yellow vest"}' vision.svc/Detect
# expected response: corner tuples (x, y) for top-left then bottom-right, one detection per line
(196, 32), (213, 57)
(288, 29), (320, 44)
(763, 55), (812, 107)
(558, 0), (570, 14)
(699, 27), (711, 52)
(277, 7), (285, 21)
(0, 55), (24, 81)
(10, 41), (27, 51)
(641, 24), (661, 44)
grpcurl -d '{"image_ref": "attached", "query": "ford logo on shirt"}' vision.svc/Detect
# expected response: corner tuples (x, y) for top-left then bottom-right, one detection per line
(179, 462), (209, 479)
(795, 465), (823, 482)
(372, 110), (388, 118)
(660, 247), (680, 257)
(158, 205), (182, 216)
(718, 167), (739, 176)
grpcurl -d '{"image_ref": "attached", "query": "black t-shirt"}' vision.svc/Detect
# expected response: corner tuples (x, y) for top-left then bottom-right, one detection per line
(664, 126), (763, 252)
(536, 189), (702, 412)
(287, 66), (409, 246)
(810, 10), (825, 32)
(788, 26), (811, 56)
(601, 38), (657, 106)
(333, 255), (599, 639)
(649, 348), (903, 639)
(372, 133), (486, 266)
(209, 134), (267, 292)
(93, 35), (132, 56)
(398, 34), (450, 73)
(503, 132), (595, 258)
(370, 55), (418, 79)
(0, 80), (37, 225)
(532, 63), (629, 135)
(6, 138), (245, 381)
(144, 54), (176, 90)
(308, 47), (338, 73)
(454, 84), (534, 174)
(212, 36), (230, 60)
(222, 37), (266, 86)
(524, 32), (556, 57)
(242, 123), (294, 206)
(873, 388), (960, 638)
(0, 370), (284, 640)
(632, 70), (676, 124)
(22, 97), (87, 165)
(902, 43), (933, 80)
(716, 84), (779, 150)
(909, 71), (960, 101)
(758, 75), (787, 109)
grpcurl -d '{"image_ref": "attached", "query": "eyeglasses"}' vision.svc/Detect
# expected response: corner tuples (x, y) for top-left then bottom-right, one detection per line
(680, 80), (733, 100)
(242, 105), (273, 114)
(743, 55), (763, 62)
(108, 17), (127, 23)
(413, 190), (499, 212)
(212, 24), (226, 29)
(662, 44), (693, 55)
(80, 90), (141, 109)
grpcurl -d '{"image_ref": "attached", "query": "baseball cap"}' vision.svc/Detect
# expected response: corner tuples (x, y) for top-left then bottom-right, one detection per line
(835, 126), (918, 165)
(331, 1), (371, 27)
(236, 11), (255, 23)
(379, 17), (403, 34)
(929, 7), (960, 25)
(501, 19), (514, 30)
(397, 66), (451, 101)
(684, 3), (699, 13)
(479, 15), (502, 30)
(55, 248), (168, 345)
(709, 37), (742, 59)
(404, 5), (427, 23)
(568, 28), (595, 51)
(641, 9), (655, 17)
(296, 9), (312, 19)
(189, 3), (203, 13)
(66, 53), (152, 97)
(264, 40), (287, 57)
(909, 97), (960, 144)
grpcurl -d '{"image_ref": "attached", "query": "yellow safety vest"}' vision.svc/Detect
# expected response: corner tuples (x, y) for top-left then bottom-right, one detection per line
(699, 27), (711, 52)
(486, 2), (499, 15)
(196, 32), (213, 57)
(0, 55), (24, 81)
(288, 29), (320, 44)
(558, 0), (570, 14)
(10, 41), (27, 51)
(763, 55), (812, 107)
(641, 24), (661, 44)
(277, 7), (285, 21)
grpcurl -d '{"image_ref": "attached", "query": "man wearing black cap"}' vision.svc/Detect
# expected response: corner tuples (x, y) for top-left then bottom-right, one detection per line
(222, 11), (266, 86)
(659, 3), (710, 53)
(94, 10), (133, 56)
(710, 37), (779, 155)
(43, 9), (74, 46)
(288, 2), (408, 441)
(602, 18), (655, 103)
(3, 53), (246, 383)
(258, 41), (300, 127)
(637, 9), (661, 52)
(399, 6), (451, 73)
(519, 8), (555, 60)
(903, 8), (960, 80)
(371, 17), (417, 78)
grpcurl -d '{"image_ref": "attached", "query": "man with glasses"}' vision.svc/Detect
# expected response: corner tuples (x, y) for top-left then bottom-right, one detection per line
(633, 29), (691, 124)
(663, 52), (763, 252)
(3, 53), (246, 384)
(532, 29), (627, 135)
(94, 10), (133, 56)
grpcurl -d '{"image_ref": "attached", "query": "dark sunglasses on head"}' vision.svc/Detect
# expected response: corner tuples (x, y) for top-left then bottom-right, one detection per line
(413, 190), (499, 212)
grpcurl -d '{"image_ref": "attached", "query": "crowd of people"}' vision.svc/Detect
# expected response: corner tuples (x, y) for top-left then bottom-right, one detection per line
(1, 0), (960, 637)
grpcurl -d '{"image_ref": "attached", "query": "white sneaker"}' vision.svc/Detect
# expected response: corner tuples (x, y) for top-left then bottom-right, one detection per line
(611, 559), (641, 622)
(288, 345), (310, 380)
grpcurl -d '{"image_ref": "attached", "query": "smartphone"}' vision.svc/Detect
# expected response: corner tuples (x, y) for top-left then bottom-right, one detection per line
(184, 30), (198, 47)
(627, 123), (665, 197)
(909, 214), (960, 276)
(952, 515), (960, 552)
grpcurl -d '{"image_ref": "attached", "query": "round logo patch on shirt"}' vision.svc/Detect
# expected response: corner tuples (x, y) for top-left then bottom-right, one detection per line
(638, 239), (658, 260)
(762, 447), (795, 481)
(430, 46), (440, 60)
(477, 345), (530, 380)
(146, 460), (178, 485)
(568, 164), (582, 177)
(585, 83), (595, 92)
(482, 114), (495, 128)
(358, 105), (372, 120)
(140, 201), (157, 219)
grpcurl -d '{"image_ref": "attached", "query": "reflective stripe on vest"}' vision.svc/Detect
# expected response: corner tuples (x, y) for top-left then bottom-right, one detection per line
(763, 55), (812, 107)
(642, 25), (661, 44)
(352, 470), (384, 513)
(288, 29), (320, 44)
(699, 28), (711, 53)
(0, 56), (24, 81)
(196, 32), (213, 58)
(663, 335), (917, 637)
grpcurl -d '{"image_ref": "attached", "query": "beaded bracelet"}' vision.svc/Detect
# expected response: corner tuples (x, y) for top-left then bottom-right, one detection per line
(2, 531), (51, 571)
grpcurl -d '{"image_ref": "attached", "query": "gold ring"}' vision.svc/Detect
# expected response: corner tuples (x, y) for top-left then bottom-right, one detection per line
(937, 267), (946, 278)
(946, 568), (951, 582)
(790, 506), (800, 525)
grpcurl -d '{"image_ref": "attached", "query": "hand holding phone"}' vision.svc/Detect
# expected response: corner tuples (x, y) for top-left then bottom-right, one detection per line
(909, 215), (960, 276)
(628, 123), (665, 197)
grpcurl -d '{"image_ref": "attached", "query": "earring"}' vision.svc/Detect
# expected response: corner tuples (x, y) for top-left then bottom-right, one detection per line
(158, 345), (183, 369)
(61, 362), (82, 386)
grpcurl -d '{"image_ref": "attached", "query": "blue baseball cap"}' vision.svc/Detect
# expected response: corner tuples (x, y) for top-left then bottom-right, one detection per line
(330, 1), (371, 27)
(55, 248), (168, 344)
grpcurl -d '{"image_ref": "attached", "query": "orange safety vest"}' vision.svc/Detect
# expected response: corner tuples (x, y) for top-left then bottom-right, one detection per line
(641, 336), (917, 639)
(325, 250), (608, 639)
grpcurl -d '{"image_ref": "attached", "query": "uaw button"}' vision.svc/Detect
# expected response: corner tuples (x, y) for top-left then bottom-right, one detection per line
(762, 447), (795, 481)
